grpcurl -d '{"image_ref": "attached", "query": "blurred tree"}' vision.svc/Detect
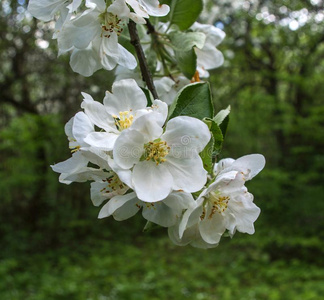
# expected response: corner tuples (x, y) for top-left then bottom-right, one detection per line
(204, 0), (324, 228)
(0, 0), (115, 252)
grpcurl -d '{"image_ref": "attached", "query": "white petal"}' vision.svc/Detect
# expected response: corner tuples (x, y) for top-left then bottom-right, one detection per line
(151, 100), (168, 124)
(191, 22), (225, 47)
(28, 0), (64, 21)
(196, 46), (224, 70)
(229, 154), (266, 181)
(103, 79), (147, 116)
(142, 201), (175, 227)
(70, 47), (102, 77)
(141, 0), (170, 17)
(82, 148), (111, 169)
(107, 0), (130, 18)
(72, 112), (94, 146)
(178, 203), (202, 238)
(91, 181), (109, 206)
(113, 129), (144, 169)
(84, 132), (118, 151)
(213, 158), (235, 176)
(131, 112), (164, 142)
(64, 117), (74, 138)
(113, 197), (141, 220)
(163, 191), (195, 214)
(51, 152), (87, 175)
(62, 167), (107, 183)
(98, 192), (139, 219)
(82, 98), (117, 132)
(165, 155), (207, 193)
(125, 0), (149, 18)
(100, 32), (119, 70)
(117, 44), (138, 69)
(228, 194), (261, 234)
(163, 116), (211, 158)
(132, 160), (173, 202)
(108, 157), (133, 189)
(199, 212), (224, 244)
(129, 12), (146, 24)
(154, 77), (177, 105)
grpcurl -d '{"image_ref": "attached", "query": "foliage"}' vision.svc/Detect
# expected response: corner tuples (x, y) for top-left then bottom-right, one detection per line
(0, 0), (323, 297)
(1, 231), (324, 300)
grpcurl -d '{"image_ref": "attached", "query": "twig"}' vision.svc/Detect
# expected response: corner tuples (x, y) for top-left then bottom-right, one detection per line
(128, 20), (159, 100)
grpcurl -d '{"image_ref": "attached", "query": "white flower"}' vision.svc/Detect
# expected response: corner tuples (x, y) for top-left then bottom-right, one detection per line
(154, 76), (190, 105)
(169, 154), (265, 248)
(98, 190), (195, 227)
(51, 112), (109, 184)
(27, 0), (82, 22)
(125, 0), (170, 23)
(28, 0), (82, 37)
(81, 79), (168, 152)
(57, 0), (137, 76)
(190, 22), (226, 78)
(113, 113), (211, 202)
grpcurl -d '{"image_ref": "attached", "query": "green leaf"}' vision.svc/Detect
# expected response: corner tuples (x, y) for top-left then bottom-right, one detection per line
(210, 121), (224, 154)
(169, 82), (214, 120)
(203, 118), (224, 155)
(175, 48), (197, 79)
(213, 106), (231, 125)
(213, 106), (231, 138)
(200, 135), (214, 173)
(169, 31), (206, 51)
(169, 0), (203, 30)
(219, 115), (230, 138)
(140, 87), (153, 106)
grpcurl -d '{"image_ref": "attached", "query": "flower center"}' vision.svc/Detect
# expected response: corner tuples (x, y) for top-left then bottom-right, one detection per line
(113, 111), (134, 131)
(143, 139), (170, 165)
(101, 174), (127, 195)
(101, 12), (124, 38)
(208, 191), (230, 218)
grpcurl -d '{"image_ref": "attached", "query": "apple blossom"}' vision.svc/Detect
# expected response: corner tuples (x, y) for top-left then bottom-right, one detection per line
(80, 78), (167, 151)
(113, 113), (211, 202)
(190, 22), (226, 78)
(168, 154), (265, 248)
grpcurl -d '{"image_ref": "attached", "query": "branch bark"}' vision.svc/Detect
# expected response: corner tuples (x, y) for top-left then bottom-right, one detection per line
(128, 20), (159, 100)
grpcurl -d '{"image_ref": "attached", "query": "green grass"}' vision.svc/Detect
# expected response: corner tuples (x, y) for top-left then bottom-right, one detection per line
(1, 225), (323, 300)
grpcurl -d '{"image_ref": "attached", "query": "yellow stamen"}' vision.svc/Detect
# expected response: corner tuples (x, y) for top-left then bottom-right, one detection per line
(208, 192), (230, 218)
(114, 111), (134, 131)
(101, 174), (127, 194)
(144, 140), (170, 165)
(70, 145), (80, 153)
(101, 12), (124, 38)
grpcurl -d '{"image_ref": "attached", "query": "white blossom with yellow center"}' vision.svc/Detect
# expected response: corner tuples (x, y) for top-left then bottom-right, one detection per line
(56, 0), (138, 76)
(80, 78), (167, 152)
(168, 154), (266, 249)
(113, 113), (211, 202)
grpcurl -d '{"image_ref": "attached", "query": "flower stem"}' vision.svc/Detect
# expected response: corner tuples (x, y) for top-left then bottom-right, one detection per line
(128, 20), (159, 100)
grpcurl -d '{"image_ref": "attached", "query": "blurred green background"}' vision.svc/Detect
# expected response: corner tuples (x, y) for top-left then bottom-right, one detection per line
(1, 0), (324, 299)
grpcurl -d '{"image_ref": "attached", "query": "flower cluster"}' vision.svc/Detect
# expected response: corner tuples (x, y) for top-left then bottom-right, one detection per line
(28, 0), (169, 76)
(30, 0), (266, 248)
(51, 79), (265, 248)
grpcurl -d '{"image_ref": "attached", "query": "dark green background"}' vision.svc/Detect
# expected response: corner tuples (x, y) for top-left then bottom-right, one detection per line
(0, 0), (323, 299)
